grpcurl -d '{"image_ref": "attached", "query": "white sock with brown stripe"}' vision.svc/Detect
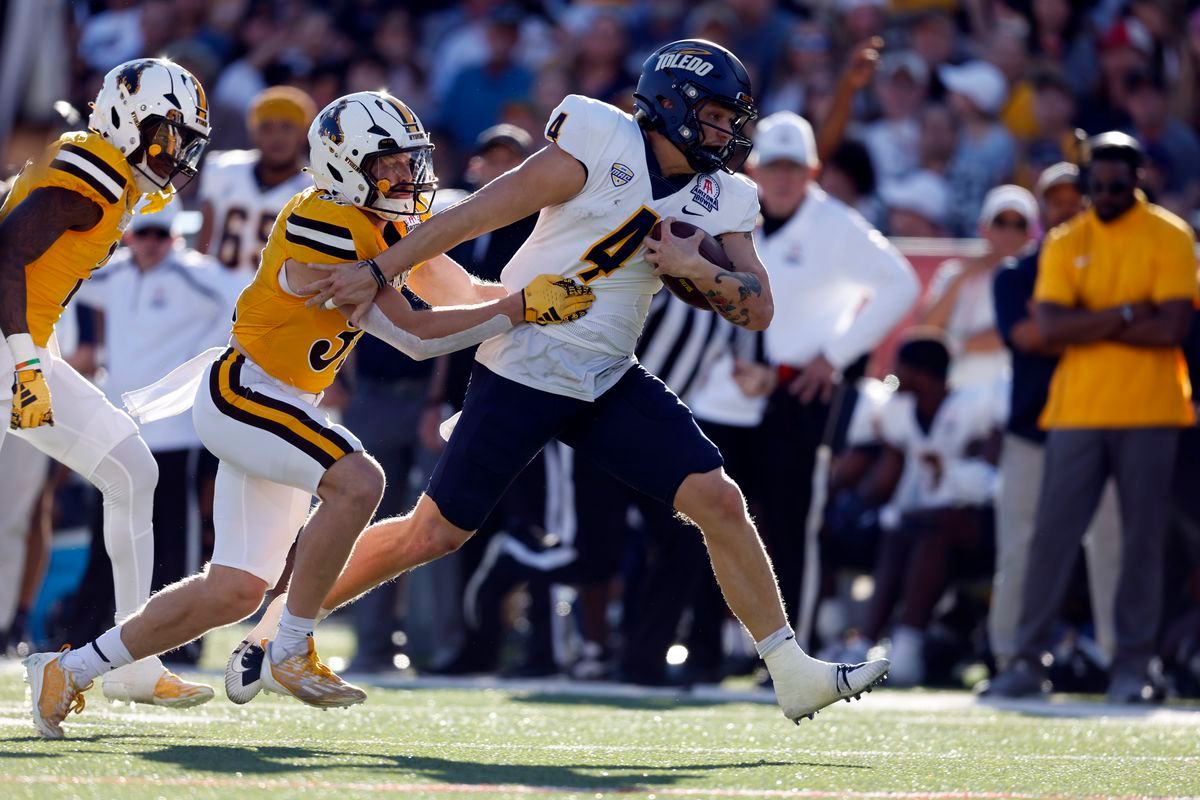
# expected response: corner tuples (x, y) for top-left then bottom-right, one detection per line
(60, 626), (135, 685)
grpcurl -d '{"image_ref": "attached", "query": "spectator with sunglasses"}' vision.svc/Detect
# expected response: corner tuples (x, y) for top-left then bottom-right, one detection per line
(983, 133), (1197, 703)
(70, 199), (242, 661)
(918, 184), (1038, 389)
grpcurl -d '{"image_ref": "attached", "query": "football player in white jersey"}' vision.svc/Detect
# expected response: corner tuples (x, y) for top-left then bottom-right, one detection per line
(302, 39), (891, 724)
(197, 86), (315, 276)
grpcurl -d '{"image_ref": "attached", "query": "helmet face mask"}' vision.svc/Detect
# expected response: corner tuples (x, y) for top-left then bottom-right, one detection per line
(309, 92), (438, 222)
(137, 116), (209, 191)
(678, 94), (756, 173)
(361, 144), (437, 218)
(634, 40), (758, 174)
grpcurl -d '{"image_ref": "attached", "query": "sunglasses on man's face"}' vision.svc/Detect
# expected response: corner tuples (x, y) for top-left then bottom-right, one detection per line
(132, 228), (171, 240)
(990, 215), (1028, 232)
(1089, 179), (1133, 196)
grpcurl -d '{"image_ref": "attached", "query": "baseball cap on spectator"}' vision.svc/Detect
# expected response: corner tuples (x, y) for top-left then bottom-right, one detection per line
(1100, 18), (1154, 54)
(979, 184), (1037, 227)
(1034, 162), (1080, 198)
(881, 50), (929, 86)
(938, 61), (1008, 115)
(475, 123), (532, 158)
(248, 86), (317, 129)
(748, 111), (818, 168)
(880, 171), (951, 228)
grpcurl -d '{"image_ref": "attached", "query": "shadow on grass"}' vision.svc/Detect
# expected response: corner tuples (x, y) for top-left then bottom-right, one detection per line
(135, 743), (846, 789)
(508, 691), (729, 711)
(0, 749), (61, 758)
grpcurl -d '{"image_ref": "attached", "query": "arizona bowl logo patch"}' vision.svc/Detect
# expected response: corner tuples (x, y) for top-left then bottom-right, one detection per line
(610, 162), (634, 187)
(690, 175), (720, 212)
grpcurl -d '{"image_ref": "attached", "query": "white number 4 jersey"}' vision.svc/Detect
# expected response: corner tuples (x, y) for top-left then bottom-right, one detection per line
(478, 94), (759, 399)
(198, 150), (311, 276)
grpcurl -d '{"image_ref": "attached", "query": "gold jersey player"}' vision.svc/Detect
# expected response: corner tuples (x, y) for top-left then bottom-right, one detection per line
(24, 91), (593, 737)
(1, 59), (215, 708)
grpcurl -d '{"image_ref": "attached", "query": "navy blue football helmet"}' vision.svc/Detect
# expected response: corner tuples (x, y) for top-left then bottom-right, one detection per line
(633, 39), (757, 174)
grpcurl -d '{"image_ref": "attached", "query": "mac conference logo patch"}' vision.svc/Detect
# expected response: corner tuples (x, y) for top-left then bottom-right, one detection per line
(610, 162), (634, 187)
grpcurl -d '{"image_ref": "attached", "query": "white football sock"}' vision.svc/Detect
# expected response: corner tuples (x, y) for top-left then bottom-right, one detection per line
(86, 437), (158, 622)
(272, 607), (316, 662)
(61, 626), (136, 685)
(755, 625), (800, 659)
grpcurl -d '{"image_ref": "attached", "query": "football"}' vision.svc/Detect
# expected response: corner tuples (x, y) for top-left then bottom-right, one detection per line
(646, 219), (733, 310)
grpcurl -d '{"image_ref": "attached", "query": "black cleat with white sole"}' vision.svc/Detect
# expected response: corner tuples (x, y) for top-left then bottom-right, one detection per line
(225, 639), (265, 704)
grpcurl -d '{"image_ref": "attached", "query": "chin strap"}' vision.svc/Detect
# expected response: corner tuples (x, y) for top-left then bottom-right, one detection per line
(138, 188), (174, 214)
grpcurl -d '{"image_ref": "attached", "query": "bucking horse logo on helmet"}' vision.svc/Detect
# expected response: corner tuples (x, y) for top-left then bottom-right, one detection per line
(318, 100), (347, 146)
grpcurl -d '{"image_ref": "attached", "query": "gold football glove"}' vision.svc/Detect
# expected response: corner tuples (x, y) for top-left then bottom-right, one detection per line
(11, 368), (54, 429)
(522, 275), (595, 326)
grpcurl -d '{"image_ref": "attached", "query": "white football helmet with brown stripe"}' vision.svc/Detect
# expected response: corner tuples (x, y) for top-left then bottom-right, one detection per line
(307, 91), (437, 221)
(89, 58), (211, 193)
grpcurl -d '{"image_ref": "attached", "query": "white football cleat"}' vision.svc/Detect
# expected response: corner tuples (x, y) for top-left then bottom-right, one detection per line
(768, 646), (890, 723)
(225, 639), (266, 704)
(260, 638), (366, 709)
(102, 656), (214, 708)
(24, 649), (92, 739)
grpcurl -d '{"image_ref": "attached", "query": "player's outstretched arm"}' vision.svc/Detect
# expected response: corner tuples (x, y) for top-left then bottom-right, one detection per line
(302, 144), (587, 324)
(406, 253), (508, 307)
(644, 220), (774, 330)
(356, 273), (593, 360)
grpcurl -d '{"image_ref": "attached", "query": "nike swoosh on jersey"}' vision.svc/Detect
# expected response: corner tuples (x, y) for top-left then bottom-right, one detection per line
(682, 206), (704, 216)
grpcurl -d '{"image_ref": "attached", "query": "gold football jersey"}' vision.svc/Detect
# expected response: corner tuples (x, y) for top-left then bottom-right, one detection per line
(232, 187), (428, 393)
(0, 132), (142, 346)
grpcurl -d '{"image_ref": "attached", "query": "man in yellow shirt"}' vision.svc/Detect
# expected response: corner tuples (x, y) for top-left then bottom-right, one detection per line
(984, 133), (1197, 703)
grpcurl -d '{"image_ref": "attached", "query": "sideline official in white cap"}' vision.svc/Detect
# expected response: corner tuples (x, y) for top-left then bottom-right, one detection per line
(688, 110), (919, 625)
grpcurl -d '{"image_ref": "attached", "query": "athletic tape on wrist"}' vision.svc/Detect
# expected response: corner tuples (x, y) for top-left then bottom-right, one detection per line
(6, 333), (38, 370)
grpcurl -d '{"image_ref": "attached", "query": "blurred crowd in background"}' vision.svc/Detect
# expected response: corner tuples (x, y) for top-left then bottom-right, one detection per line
(1, 0), (1200, 701)
(5, 0), (1200, 231)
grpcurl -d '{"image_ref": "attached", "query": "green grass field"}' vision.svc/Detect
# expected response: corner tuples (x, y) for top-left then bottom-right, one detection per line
(1, 626), (1198, 799)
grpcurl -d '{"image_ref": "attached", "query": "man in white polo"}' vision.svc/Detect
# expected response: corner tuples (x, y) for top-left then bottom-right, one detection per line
(690, 111), (920, 629)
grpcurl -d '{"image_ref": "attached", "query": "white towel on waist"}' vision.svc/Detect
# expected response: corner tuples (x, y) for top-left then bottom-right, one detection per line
(122, 346), (225, 423)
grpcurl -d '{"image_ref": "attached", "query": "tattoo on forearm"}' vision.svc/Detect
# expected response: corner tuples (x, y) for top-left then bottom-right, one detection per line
(704, 268), (762, 326)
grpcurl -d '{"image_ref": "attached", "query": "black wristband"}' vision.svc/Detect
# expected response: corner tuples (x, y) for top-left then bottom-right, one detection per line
(359, 258), (388, 290)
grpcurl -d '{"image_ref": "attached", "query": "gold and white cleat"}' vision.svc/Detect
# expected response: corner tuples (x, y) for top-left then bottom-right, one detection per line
(24, 649), (92, 739)
(102, 657), (214, 708)
(259, 638), (366, 709)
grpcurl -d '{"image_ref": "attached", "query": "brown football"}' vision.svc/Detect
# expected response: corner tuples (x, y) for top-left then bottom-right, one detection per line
(647, 219), (733, 310)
